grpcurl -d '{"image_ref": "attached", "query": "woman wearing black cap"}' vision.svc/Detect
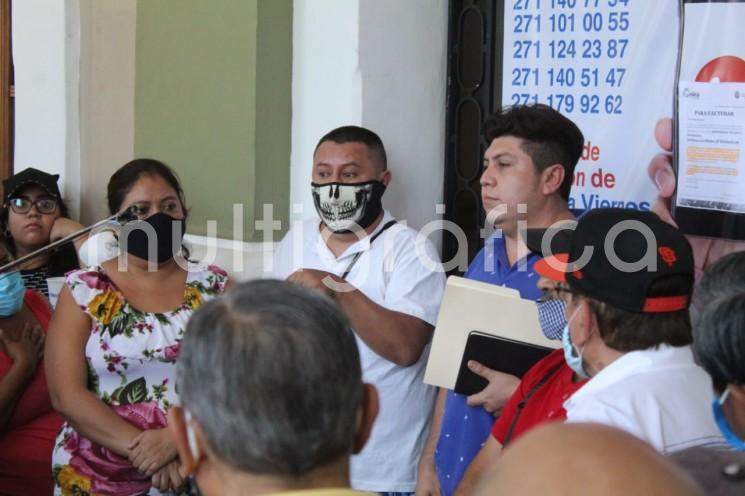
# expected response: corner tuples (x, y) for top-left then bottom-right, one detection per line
(1, 167), (83, 296)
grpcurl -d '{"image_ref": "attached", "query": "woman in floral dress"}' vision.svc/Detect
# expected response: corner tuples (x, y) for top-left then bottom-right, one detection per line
(45, 159), (232, 495)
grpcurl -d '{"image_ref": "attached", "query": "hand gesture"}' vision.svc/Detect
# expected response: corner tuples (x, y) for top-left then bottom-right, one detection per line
(0, 323), (44, 371)
(128, 428), (178, 476)
(415, 455), (442, 496)
(150, 459), (185, 492)
(287, 268), (352, 298)
(50, 217), (85, 243)
(465, 361), (520, 415)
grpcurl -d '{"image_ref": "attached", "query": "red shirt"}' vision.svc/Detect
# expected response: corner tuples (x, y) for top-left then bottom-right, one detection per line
(492, 348), (587, 445)
(0, 290), (63, 495)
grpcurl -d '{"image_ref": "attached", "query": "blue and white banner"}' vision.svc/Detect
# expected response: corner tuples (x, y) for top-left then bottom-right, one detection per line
(503, 0), (678, 211)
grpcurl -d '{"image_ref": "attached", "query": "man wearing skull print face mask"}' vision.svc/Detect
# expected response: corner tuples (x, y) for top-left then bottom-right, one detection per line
(272, 126), (446, 494)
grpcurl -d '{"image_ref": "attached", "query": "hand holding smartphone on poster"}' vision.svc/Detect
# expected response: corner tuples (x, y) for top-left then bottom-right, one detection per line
(649, 118), (745, 280)
(671, 0), (745, 240)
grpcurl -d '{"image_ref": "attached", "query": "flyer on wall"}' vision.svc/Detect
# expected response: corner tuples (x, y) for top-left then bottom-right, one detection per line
(674, 0), (745, 239)
(677, 82), (745, 214)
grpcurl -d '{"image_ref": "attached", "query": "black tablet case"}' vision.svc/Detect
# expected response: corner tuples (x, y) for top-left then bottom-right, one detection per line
(454, 331), (554, 396)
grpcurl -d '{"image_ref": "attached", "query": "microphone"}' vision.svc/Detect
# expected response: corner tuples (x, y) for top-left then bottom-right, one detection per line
(115, 206), (138, 224)
(0, 210), (138, 274)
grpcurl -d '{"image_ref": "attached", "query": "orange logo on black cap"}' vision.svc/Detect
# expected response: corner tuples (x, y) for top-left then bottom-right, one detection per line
(658, 247), (677, 268)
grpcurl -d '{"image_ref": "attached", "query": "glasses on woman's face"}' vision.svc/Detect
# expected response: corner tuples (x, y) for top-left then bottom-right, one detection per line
(7, 196), (59, 215)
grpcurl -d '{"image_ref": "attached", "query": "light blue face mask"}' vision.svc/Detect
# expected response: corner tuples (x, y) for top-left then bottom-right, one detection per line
(712, 389), (745, 451)
(0, 271), (24, 317)
(561, 307), (588, 379)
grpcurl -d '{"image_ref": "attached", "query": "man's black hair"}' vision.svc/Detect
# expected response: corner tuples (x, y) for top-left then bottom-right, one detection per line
(315, 126), (387, 171)
(483, 104), (583, 200)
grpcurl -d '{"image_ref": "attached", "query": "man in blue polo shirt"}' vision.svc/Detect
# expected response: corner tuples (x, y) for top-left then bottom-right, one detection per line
(415, 104), (584, 496)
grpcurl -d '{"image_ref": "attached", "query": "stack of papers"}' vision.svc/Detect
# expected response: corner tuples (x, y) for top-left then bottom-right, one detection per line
(424, 276), (560, 390)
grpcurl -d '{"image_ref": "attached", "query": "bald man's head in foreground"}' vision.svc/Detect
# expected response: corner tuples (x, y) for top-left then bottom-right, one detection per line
(473, 423), (702, 496)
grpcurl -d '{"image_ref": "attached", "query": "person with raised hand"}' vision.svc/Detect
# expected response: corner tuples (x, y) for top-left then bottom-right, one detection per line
(648, 118), (745, 280)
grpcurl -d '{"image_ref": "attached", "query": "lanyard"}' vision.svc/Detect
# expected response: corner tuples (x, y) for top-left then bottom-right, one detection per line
(502, 362), (564, 447)
(339, 220), (398, 280)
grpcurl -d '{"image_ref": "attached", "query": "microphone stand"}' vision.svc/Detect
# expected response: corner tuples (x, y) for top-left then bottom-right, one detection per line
(0, 209), (136, 274)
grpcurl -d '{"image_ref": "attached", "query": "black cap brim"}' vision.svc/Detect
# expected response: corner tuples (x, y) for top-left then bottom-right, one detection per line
(525, 222), (577, 256)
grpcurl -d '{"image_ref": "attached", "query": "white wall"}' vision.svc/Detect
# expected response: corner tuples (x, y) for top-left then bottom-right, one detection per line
(12, 0), (449, 265)
(290, 0), (363, 221)
(291, 0), (448, 238)
(13, 0), (81, 216)
(359, 0), (448, 232)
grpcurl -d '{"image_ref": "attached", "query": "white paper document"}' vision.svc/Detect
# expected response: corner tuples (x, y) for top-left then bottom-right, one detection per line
(423, 276), (559, 390)
(677, 82), (745, 214)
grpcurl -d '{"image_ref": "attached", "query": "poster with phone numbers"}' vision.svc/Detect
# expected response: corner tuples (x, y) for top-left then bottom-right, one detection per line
(503, 0), (678, 211)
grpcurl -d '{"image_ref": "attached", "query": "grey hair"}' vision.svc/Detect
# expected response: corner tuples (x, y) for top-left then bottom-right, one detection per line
(693, 293), (745, 390)
(176, 279), (363, 477)
(692, 252), (745, 390)
(694, 251), (745, 309)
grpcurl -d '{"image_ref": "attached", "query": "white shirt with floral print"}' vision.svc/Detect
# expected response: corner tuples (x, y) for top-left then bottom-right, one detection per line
(52, 263), (228, 496)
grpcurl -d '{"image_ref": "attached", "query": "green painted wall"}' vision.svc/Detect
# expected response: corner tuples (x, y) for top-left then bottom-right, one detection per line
(134, 0), (291, 240)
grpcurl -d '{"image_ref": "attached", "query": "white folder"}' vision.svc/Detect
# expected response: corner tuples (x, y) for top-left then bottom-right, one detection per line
(424, 275), (560, 390)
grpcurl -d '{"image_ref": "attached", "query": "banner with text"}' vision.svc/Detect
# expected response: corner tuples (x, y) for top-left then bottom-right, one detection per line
(503, 0), (678, 211)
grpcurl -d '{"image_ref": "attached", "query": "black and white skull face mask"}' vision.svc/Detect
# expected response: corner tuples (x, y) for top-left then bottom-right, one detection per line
(311, 180), (386, 233)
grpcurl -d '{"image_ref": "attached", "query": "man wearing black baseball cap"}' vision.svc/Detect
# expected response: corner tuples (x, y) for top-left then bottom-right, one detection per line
(533, 208), (723, 453)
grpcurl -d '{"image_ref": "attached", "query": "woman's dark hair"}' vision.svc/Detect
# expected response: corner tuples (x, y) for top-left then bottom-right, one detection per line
(108, 158), (191, 260)
(107, 159), (188, 216)
(315, 126), (387, 172)
(0, 190), (78, 276)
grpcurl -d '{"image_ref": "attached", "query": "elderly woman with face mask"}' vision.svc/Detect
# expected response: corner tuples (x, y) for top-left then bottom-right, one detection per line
(669, 251), (745, 495)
